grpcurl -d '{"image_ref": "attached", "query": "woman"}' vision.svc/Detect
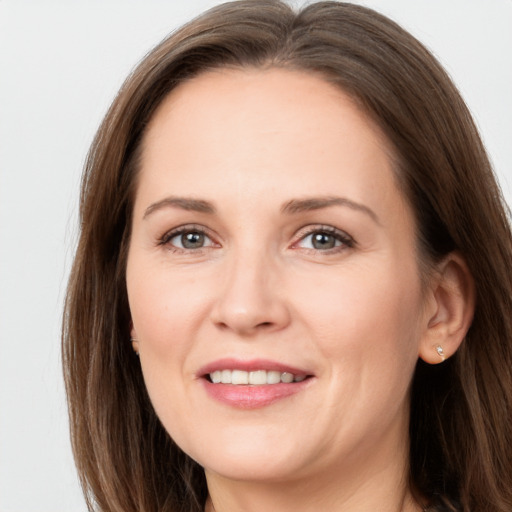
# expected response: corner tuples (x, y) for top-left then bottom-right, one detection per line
(62, 1), (512, 511)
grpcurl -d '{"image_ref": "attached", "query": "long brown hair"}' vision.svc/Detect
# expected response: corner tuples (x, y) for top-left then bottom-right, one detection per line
(62, 1), (512, 511)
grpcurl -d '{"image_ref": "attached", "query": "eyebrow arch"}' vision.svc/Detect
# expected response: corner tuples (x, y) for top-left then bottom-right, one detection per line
(143, 196), (216, 219)
(281, 196), (380, 224)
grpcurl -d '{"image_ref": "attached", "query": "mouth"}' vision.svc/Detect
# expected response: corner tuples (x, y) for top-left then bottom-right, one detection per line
(198, 359), (314, 409)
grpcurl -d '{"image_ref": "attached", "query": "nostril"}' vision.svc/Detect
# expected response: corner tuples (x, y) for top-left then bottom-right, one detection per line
(214, 320), (273, 332)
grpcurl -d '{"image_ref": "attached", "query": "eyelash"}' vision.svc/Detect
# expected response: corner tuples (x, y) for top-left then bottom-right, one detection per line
(158, 224), (355, 254)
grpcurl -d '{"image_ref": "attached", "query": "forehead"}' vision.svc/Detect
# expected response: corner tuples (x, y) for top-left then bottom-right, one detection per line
(143, 67), (391, 158)
(136, 67), (404, 219)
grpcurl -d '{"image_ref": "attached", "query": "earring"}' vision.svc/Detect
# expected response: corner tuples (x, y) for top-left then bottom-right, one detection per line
(435, 344), (445, 362)
(131, 338), (139, 356)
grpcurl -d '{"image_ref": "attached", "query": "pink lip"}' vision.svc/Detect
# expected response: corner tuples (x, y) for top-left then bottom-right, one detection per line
(197, 358), (310, 376)
(197, 358), (314, 409)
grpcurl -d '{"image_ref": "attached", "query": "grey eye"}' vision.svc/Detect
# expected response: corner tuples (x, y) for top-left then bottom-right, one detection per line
(181, 232), (205, 248)
(297, 231), (344, 251)
(311, 232), (337, 250)
(169, 231), (212, 249)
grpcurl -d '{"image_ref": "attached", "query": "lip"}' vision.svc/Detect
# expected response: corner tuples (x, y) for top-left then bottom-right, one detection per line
(197, 358), (315, 409)
(197, 358), (311, 376)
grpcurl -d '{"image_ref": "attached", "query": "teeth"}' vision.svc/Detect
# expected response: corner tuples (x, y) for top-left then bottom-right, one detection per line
(249, 370), (266, 385)
(208, 369), (307, 385)
(232, 370), (249, 385)
(281, 372), (293, 383)
(267, 370), (281, 384)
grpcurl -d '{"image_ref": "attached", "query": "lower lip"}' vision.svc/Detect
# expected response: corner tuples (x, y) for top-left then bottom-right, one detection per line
(201, 379), (312, 409)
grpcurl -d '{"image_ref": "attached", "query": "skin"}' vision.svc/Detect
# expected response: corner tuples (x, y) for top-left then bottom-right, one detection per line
(126, 68), (473, 511)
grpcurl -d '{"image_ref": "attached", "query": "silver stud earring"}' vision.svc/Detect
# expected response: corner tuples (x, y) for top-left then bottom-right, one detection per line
(435, 344), (445, 362)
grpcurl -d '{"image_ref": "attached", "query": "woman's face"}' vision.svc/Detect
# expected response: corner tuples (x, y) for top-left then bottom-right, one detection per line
(126, 68), (431, 484)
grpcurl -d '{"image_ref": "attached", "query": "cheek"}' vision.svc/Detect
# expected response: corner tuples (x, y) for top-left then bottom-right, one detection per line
(126, 263), (210, 439)
(295, 262), (423, 439)
(127, 263), (212, 356)
(291, 257), (424, 375)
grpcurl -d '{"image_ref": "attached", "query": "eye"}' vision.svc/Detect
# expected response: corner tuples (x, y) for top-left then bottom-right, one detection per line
(294, 226), (353, 252)
(173, 231), (209, 249)
(160, 226), (216, 251)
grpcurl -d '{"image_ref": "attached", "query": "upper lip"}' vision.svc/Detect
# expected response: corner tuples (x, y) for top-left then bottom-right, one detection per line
(197, 358), (313, 378)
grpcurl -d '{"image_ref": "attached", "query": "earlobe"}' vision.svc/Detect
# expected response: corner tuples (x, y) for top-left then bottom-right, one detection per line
(130, 324), (140, 356)
(419, 253), (475, 364)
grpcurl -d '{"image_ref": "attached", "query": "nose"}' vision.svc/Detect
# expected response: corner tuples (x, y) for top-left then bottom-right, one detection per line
(210, 250), (291, 337)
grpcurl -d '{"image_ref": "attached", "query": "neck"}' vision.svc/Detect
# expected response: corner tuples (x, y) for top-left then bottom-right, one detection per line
(205, 480), (422, 512)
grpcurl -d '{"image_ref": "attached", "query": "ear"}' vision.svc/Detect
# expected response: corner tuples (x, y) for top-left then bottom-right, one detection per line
(419, 252), (475, 364)
(130, 323), (140, 355)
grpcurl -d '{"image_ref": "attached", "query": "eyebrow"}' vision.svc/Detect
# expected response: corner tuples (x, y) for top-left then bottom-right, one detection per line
(281, 196), (380, 224)
(143, 196), (216, 218)
(143, 195), (379, 224)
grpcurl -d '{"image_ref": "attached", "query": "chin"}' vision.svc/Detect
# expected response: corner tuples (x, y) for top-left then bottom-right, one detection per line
(178, 424), (315, 482)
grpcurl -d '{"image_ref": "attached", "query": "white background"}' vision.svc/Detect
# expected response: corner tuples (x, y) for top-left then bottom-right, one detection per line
(1, 1), (511, 511)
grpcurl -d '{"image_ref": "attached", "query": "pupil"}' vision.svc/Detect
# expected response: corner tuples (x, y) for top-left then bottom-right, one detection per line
(182, 232), (204, 249)
(313, 233), (335, 249)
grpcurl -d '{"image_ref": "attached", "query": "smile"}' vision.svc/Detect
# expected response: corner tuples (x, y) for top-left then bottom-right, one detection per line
(199, 359), (314, 408)
(208, 369), (308, 385)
